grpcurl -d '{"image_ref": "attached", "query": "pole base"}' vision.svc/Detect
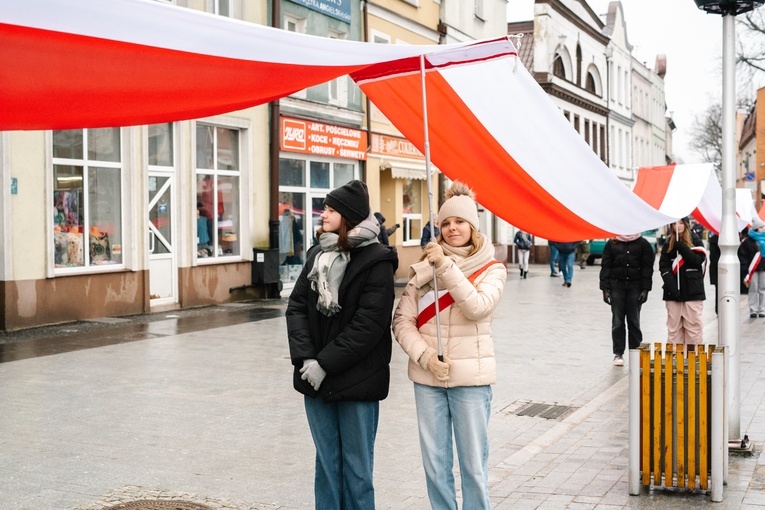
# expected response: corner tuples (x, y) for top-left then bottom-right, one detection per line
(729, 435), (754, 457)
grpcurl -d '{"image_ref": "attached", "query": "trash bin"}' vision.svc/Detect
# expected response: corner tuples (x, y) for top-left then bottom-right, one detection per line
(252, 248), (280, 285)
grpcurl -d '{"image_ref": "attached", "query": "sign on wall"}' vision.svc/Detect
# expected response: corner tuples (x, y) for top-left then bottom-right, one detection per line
(281, 116), (367, 161)
(370, 133), (424, 160)
(287, 0), (351, 23)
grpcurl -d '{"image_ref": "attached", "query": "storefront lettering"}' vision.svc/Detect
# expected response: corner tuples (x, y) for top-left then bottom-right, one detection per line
(281, 116), (366, 160)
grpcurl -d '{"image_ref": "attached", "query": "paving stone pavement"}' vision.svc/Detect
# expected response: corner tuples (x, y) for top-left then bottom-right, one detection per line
(0, 262), (763, 509)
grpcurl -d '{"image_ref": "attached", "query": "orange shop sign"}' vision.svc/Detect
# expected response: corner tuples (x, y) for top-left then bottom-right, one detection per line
(281, 117), (367, 161)
(369, 133), (424, 160)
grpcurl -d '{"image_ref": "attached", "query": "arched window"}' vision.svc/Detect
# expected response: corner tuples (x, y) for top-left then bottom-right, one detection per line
(585, 72), (596, 94)
(553, 55), (566, 79)
(576, 44), (582, 86)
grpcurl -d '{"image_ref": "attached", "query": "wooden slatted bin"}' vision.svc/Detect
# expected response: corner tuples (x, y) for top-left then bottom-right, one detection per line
(639, 343), (713, 490)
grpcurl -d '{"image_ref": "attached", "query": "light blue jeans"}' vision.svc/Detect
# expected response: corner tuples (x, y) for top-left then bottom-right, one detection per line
(413, 383), (492, 510)
(304, 396), (379, 510)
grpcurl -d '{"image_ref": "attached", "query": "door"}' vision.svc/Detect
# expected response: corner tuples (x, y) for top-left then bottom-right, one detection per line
(148, 172), (177, 305)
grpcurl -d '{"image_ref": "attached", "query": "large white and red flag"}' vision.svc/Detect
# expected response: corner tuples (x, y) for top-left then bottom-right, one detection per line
(633, 164), (753, 235)
(0, 0), (458, 129)
(1, 0), (708, 240)
(353, 43), (705, 240)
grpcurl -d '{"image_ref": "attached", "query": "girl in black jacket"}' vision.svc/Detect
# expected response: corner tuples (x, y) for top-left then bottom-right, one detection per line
(659, 218), (707, 347)
(286, 180), (398, 510)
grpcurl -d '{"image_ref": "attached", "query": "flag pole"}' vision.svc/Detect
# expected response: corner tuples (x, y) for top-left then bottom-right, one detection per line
(420, 54), (443, 362)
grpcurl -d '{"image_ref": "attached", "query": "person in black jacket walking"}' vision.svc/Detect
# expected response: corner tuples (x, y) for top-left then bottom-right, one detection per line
(599, 234), (655, 366)
(659, 217), (707, 347)
(286, 180), (398, 510)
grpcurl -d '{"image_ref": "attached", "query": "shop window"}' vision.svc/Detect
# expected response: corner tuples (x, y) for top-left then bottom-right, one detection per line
(52, 128), (123, 270)
(195, 124), (241, 259)
(401, 178), (423, 247)
(311, 161), (330, 189)
(278, 155), (358, 283)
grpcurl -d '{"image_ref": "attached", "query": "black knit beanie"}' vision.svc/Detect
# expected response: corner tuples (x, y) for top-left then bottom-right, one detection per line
(324, 180), (370, 223)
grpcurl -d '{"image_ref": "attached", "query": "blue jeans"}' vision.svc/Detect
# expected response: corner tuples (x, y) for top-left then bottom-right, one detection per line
(559, 252), (575, 283)
(549, 244), (559, 275)
(304, 396), (379, 510)
(610, 282), (643, 355)
(413, 383), (492, 510)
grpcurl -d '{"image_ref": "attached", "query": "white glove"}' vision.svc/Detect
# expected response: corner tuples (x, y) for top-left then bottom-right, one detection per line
(425, 242), (447, 268)
(300, 359), (327, 391)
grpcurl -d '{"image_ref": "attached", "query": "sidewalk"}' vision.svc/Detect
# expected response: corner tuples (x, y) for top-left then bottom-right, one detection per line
(0, 264), (762, 509)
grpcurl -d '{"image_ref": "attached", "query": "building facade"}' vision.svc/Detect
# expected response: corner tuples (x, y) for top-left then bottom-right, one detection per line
(0, 1), (274, 331)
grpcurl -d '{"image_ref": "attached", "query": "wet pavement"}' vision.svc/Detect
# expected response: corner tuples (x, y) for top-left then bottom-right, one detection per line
(0, 264), (763, 509)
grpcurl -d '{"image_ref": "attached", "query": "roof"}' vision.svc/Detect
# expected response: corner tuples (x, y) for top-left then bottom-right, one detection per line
(507, 20), (534, 71)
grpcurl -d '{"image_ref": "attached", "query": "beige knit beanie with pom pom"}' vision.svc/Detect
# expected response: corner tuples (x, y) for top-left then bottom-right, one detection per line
(437, 181), (479, 231)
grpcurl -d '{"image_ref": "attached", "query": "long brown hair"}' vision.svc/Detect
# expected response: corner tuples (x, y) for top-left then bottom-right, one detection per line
(665, 219), (693, 252)
(316, 216), (360, 251)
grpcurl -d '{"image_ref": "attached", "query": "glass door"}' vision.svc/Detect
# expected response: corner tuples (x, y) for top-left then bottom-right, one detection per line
(148, 172), (177, 304)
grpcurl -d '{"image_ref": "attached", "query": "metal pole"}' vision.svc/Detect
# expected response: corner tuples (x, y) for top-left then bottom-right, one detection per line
(718, 12), (740, 443)
(628, 349), (640, 495)
(420, 54), (443, 361)
(711, 348), (724, 502)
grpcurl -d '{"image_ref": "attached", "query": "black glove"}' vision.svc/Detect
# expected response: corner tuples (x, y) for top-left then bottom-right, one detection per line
(637, 289), (649, 304)
(602, 289), (611, 305)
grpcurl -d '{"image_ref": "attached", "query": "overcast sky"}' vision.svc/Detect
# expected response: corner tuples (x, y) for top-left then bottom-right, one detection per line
(507, 0), (765, 164)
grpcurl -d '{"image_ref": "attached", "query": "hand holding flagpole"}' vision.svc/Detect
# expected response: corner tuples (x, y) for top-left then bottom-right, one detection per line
(420, 54), (443, 362)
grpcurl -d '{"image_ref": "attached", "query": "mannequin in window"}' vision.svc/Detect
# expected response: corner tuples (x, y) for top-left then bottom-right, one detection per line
(197, 175), (223, 246)
(280, 209), (303, 265)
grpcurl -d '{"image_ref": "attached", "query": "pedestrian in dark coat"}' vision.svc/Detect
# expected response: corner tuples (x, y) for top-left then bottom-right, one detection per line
(659, 217), (707, 346)
(286, 180), (398, 510)
(599, 234), (655, 366)
(738, 219), (765, 318)
(374, 211), (390, 246)
(708, 232), (720, 314)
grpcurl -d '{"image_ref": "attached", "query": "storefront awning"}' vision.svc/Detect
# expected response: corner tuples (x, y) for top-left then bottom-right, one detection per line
(382, 159), (437, 181)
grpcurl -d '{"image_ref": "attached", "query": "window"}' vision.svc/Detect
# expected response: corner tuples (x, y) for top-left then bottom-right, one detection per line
(52, 128), (123, 270)
(575, 44), (582, 87)
(196, 124), (241, 259)
(278, 156), (358, 282)
(328, 31), (348, 106)
(214, 0), (230, 16)
(284, 14), (306, 34)
(475, 0), (485, 20)
(585, 72), (596, 94)
(553, 55), (566, 79)
(584, 119), (590, 146)
(285, 15), (307, 99)
(401, 179), (423, 246)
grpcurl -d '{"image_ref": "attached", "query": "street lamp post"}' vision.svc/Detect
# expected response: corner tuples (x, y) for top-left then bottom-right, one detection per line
(692, 0), (763, 451)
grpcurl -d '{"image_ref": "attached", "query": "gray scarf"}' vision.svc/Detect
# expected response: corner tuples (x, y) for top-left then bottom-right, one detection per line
(307, 215), (380, 316)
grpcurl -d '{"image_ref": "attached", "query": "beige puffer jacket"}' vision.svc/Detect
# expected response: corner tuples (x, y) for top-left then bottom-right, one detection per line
(393, 255), (507, 388)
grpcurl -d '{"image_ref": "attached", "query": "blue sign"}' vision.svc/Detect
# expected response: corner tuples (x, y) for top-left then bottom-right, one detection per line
(10, 177), (17, 195)
(288, 0), (351, 23)
(746, 172), (755, 181)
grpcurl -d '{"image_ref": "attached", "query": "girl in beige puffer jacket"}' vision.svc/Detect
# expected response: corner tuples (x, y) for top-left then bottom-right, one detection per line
(393, 182), (506, 510)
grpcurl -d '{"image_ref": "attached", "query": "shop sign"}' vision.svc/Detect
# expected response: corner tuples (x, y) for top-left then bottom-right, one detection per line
(287, 0), (351, 23)
(370, 133), (424, 160)
(281, 116), (367, 161)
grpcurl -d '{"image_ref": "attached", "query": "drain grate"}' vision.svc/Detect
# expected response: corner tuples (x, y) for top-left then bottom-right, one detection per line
(102, 501), (213, 510)
(503, 400), (576, 420)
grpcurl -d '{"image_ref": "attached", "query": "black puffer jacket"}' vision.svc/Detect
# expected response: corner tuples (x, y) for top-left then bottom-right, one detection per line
(599, 237), (655, 291)
(286, 242), (398, 402)
(659, 239), (707, 302)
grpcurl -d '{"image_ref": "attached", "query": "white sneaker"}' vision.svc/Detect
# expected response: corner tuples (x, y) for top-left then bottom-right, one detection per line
(613, 355), (624, 366)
